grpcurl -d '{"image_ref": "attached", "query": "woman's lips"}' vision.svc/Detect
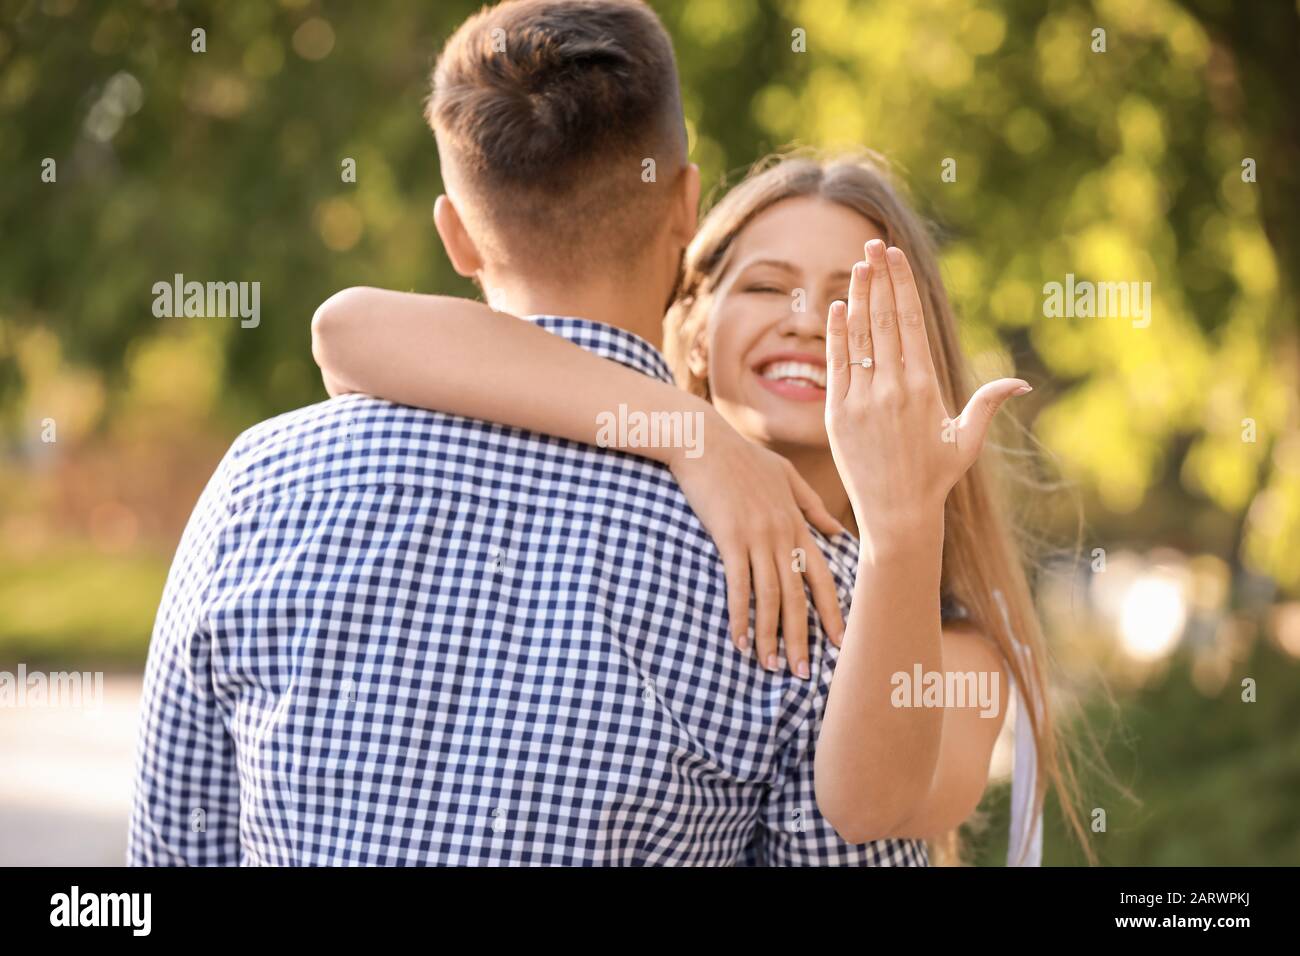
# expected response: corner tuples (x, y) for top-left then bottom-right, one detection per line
(759, 374), (826, 403)
(756, 375), (826, 401)
(753, 357), (827, 402)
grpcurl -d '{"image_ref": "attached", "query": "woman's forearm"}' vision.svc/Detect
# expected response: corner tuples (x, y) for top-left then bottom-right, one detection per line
(814, 513), (947, 842)
(311, 287), (712, 466)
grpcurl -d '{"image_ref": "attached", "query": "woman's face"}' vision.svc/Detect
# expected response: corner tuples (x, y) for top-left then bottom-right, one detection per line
(696, 196), (885, 451)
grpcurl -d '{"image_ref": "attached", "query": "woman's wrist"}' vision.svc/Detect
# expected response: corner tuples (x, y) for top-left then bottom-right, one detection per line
(853, 502), (945, 563)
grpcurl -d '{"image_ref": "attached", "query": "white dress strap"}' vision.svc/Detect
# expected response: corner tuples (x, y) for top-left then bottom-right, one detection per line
(994, 590), (1043, 867)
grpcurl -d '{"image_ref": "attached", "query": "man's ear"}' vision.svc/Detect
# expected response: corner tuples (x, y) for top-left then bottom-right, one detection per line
(672, 163), (701, 247)
(433, 194), (484, 278)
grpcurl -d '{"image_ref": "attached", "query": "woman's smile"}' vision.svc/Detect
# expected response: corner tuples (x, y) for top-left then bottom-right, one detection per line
(752, 351), (828, 402)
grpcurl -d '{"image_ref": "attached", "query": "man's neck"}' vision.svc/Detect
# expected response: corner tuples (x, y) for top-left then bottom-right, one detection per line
(483, 274), (668, 350)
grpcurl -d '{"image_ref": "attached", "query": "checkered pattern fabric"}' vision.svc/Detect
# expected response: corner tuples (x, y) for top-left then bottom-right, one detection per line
(128, 315), (929, 867)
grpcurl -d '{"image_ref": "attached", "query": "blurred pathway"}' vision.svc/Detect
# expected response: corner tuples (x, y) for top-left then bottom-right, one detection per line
(0, 673), (141, 866)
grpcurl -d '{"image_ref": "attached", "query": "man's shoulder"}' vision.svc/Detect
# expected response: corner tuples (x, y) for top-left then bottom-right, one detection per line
(219, 395), (699, 527)
(226, 393), (356, 457)
(227, 393), (403, 463)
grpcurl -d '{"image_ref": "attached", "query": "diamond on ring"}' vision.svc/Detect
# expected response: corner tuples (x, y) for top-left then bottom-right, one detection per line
(852, 358), (874, 369)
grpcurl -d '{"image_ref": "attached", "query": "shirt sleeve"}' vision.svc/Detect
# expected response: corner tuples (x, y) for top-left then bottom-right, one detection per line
(747, 645), (930, 866)
(128, 454), (241, 866)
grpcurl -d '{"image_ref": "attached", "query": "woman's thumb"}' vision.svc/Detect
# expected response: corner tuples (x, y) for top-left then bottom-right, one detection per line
(956, 379), (1032, 461)
(787, 467), (846, 536)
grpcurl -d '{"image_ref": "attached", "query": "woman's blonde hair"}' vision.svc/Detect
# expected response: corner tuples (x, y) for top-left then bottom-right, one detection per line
(664, 149), (1096, 866)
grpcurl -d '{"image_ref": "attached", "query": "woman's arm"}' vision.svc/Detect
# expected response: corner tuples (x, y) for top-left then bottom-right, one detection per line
(814, 242), (1026, 842)
(311, 287), (846, 674)
(314, 287), (694, 447)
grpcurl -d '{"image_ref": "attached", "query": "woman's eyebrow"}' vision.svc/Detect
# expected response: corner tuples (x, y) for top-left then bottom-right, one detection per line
(735, 260), (853, 285)
(733, 257), (800, 275)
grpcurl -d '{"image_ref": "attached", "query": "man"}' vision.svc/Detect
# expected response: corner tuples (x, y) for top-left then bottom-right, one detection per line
(129, 0), (926, 865)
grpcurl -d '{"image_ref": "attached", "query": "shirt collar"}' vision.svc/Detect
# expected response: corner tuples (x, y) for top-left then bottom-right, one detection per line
(524, 315), (675, 385)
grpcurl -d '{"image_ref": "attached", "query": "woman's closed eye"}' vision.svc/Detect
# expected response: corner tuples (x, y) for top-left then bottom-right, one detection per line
(744, 283), (786, 295)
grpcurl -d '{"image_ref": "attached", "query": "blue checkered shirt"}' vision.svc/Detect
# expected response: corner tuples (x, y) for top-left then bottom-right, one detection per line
(128, 315), (929, 867)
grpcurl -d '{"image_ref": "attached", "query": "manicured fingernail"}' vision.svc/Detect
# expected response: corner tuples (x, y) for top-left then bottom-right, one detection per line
(1014, 384), (1033, 395)
(831, 300), (846, 319)
(853, 261), (868, 281)
(886, 246), (905, 264)
(796, 661), (811, 680)
(765, 653), (779, 671)
(736, 633), (751, 652)
(867, 239), (886, 259)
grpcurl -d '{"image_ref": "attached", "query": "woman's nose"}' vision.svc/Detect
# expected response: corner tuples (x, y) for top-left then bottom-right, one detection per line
(776, 298), (827, 339)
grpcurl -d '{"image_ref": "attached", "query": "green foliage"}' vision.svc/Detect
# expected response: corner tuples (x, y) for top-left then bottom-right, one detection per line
(968, 641), (1300, 866)
(1, 1), (480, 423)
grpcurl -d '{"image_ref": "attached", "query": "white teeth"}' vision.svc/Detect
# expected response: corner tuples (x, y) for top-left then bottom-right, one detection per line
(759, 361), (827, 388)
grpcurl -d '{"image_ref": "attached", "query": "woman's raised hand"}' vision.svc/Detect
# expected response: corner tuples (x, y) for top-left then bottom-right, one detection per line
(824, 239), (1031, 549)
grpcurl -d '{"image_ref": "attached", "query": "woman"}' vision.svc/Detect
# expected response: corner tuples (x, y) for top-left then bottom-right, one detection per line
(311, 151), (1092, 865)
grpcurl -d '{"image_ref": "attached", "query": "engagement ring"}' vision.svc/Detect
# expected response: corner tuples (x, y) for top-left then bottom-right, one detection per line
(851, 358), (874, 369)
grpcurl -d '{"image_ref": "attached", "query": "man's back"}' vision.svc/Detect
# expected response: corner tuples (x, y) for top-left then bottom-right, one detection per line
(129, 318), (926, 866)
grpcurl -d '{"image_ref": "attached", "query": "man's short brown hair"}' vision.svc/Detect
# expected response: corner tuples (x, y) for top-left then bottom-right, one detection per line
(428, 0), (686, 270)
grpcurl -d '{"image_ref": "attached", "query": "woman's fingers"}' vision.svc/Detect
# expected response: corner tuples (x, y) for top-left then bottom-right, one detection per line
(864, 239), (902, 383)
(955, 378), (1032, 466)
(719, 543), (753, 653)
(845, 262), (874, 391)
(783, 461), (844, 649)
(800, 529), (845, 649)
(750, 551), (782, 672)
(884, 245), (936, 387)
(825, 299), (851, 405)
(776, 551), (811, 679)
